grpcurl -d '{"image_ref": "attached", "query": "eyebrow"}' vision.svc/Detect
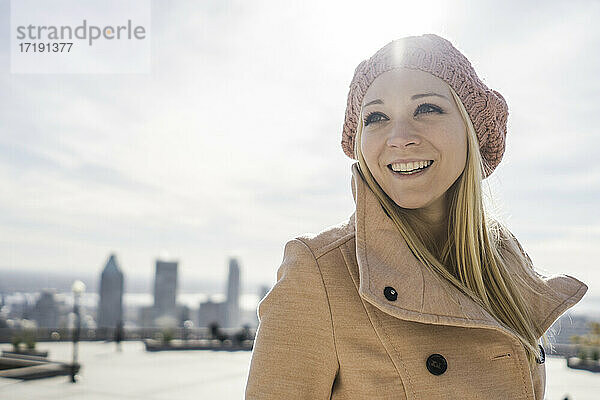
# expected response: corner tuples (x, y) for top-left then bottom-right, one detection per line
(363, 92), (450, 108)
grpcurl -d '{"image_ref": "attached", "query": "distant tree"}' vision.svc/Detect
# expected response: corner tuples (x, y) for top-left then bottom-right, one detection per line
(569, 335), (581, 345)
(160, 328), (174, 345)
(11, 333), (22, 352)
(232, 324), (251, 345)
(569, 320), (600, 360)
(208, 322), (228, 343)
(591, 322), (600, 336)
(23, 329), (36, 350)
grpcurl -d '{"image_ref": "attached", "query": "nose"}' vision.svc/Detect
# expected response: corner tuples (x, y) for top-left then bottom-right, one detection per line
(386, 121), (422, 148)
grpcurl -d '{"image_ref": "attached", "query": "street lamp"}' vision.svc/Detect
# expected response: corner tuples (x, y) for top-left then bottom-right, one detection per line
(183, 319), (194, 343)
(70, 280), (86, 383)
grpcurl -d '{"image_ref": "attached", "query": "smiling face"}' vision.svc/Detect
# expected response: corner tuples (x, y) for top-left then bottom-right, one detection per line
(359, 68), (467, 214)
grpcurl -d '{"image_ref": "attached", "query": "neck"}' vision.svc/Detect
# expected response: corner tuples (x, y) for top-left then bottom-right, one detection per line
(411, 192), (449, 248)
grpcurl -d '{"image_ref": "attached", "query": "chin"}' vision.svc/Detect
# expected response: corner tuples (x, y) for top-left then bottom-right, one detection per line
(388, 195), (428, 210)
(393, 202), (426, 210)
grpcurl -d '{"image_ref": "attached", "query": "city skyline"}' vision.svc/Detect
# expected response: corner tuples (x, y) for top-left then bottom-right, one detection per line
(0, 251), (269, 315)
(1, 251), (259, 331)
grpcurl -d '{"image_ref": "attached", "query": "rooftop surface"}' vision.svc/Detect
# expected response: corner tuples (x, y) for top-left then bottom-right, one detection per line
(0, 341), (597, 399)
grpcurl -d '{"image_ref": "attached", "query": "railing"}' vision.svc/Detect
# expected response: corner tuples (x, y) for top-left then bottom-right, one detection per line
(0, 327), (257, 343)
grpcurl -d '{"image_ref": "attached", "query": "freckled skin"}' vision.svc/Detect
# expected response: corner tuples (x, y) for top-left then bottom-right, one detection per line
(360, 68), (468, 232)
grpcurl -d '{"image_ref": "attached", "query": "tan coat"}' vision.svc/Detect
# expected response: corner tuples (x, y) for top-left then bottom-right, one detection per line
(245, 162), (588, 400)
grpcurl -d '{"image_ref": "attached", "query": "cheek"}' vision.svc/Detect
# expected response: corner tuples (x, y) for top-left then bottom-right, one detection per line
(437, 127), (467, 167)
(361, 132), (381, 164)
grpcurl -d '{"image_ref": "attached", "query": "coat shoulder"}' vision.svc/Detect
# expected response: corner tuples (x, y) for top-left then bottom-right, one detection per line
(294, 214), (355, 260)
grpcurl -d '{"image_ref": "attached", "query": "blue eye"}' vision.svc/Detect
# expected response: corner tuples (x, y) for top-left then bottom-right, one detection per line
(415, 103), (444, 116)
(363, 112), (387, 126)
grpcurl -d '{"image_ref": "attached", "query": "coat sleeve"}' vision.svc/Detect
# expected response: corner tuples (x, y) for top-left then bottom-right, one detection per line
(244, 238), (339, 399)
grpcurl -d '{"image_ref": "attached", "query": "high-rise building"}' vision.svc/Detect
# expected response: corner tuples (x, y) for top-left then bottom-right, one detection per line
(225, 257), (240, 328)
(97, 253), (124, 329)
(198, 299), (226, 328)
(34, 289), (59, 328)
(153, 259), (178, 321)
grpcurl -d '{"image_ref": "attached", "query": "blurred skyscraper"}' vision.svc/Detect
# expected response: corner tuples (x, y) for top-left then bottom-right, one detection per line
(97, 253), (124, 329)
(198, 299), (225, 328)
(153, 259), (178, 323)
(34, 289), (58, 328)
(225, 257), (240, 329)
(197, 256), (244, 329)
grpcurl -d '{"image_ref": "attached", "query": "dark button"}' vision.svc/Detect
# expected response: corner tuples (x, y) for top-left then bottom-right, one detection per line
(536, 344), (545, 364)
(426, 353), (447, 375)
(383, 286), (397, 301)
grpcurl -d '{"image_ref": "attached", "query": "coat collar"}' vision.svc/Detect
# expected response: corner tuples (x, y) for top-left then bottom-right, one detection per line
(348, 162), (588, 339)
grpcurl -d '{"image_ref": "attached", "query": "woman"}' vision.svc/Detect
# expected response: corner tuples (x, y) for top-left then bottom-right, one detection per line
(245, 33), (588, 400)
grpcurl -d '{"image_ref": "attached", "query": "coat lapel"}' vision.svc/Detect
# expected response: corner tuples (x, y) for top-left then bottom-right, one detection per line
(348, 162), (588, 339)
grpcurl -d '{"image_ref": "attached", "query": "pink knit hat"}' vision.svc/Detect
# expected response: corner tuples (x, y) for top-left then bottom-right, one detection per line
(342, 33), (509, 178)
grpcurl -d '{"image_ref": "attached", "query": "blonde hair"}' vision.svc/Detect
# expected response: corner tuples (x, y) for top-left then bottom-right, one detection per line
(353, 83), (550, 370)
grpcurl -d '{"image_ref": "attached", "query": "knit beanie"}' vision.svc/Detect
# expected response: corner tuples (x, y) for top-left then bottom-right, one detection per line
(341, 33), (508, 178)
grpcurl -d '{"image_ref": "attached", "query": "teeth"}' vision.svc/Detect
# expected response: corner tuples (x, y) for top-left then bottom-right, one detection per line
(390, 160), (432, 172)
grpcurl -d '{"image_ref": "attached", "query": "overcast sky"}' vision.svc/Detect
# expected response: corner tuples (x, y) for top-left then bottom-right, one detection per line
(0, 0), (598, 305)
